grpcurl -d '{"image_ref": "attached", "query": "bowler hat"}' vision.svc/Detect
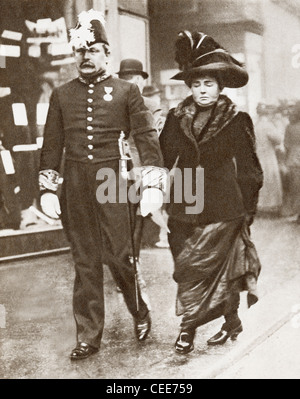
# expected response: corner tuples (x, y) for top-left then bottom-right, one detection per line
(171, 31), (248, 88)
(117, 59), (149, 79)
(143, 84), (161, 97)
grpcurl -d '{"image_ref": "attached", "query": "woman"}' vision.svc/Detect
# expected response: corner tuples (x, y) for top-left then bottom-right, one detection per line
(255, 102), (283, 214)
(284, 101), (300, 222)
(159, 31), (263, 354)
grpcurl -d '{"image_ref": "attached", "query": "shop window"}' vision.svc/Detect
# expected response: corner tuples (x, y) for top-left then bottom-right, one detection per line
(0, 4), (75, 241)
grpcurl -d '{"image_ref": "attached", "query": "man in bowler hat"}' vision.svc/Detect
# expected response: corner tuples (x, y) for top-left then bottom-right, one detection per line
(117, 59), (165, 158)
(39, 9), (165, 360)
(117, 59), (167, 249)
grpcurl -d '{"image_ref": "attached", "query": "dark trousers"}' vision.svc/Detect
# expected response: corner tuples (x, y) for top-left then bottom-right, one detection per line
(60, 160), (149, 348)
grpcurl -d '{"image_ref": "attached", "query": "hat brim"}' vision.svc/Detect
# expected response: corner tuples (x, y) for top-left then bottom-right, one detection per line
(171, 62), (248, 88)
(117, 70), (149, 79)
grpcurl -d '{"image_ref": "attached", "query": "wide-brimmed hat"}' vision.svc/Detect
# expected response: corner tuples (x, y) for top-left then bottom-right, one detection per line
(171, 31), (248, 88)
(117, 59), (148, 79)
(142, 84), (161, 97)
(69, 9), (109, 47)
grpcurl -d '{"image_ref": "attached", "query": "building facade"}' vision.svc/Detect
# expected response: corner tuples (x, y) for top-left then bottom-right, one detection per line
(149, 0), (300, 116)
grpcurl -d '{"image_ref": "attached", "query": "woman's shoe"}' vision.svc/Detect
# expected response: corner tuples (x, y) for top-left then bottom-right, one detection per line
(175, 329), (195, 354)
(207, 323), (243, 346)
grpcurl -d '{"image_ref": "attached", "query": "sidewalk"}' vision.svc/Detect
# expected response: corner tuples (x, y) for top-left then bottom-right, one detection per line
(0, 217), (300, 379)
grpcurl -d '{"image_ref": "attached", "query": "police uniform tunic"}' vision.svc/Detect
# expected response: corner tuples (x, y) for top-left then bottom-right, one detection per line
(40, 74), (163, 348)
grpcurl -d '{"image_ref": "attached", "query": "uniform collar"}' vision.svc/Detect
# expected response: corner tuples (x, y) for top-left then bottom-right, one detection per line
(78, 72), (111, 85)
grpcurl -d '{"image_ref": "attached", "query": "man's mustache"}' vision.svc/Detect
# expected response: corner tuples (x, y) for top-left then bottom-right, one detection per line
(80, 62), (95, 67)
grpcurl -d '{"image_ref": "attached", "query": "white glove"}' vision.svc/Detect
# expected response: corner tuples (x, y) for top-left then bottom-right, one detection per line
(40, 192), (61, 219)
(140, 187), (163, 217)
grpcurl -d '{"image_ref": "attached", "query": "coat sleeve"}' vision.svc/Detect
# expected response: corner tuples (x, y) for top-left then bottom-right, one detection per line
(39, 88), (64, 173)
(233, 112), (264, 215)
(159, 110), (181, 171)
(128, 84), (163, 167)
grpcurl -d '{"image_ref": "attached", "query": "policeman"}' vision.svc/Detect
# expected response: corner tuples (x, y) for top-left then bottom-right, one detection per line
(39, 9), (165, 360)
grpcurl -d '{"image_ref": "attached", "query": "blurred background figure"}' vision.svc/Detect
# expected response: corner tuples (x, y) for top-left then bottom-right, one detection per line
(117, 59), (164, 135)
(256, 102), (283, 216)
(117, 58), (148, 94)
(283, 101), (300, 223)
(143, 84), (161, 107)
(117, 58), (151, 167)
(142, 84), (168, 248)
(118, 59), (168, 248)
(143, 84), (166, 136)
(276, 99), (296, 217)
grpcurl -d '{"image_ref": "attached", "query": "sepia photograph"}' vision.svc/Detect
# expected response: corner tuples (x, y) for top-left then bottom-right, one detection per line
(0, 0), (300, 382)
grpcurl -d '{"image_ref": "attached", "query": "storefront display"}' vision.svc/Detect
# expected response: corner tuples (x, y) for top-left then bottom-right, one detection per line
(0, 0), (75, 238)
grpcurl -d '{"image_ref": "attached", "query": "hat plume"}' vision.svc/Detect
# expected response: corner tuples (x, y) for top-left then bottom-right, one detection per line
(69, 9), (107, 47)
(78, 9), (106, 27)
(175, 30), (194, 71)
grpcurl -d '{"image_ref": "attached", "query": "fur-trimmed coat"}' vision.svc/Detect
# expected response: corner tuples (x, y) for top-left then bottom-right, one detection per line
(159, 94), (263, 225)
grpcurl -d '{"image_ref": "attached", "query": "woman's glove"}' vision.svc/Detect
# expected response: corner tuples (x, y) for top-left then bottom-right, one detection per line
(40, 192), (61, 219)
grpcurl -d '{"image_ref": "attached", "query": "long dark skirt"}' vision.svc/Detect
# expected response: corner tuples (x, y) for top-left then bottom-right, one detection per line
(168, 216), (261, 331)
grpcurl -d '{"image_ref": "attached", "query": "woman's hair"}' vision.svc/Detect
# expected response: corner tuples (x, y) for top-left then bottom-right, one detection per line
(185, 72), (224, 91)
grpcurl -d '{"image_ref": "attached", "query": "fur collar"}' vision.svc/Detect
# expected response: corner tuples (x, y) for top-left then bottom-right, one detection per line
(174, 94), (238, 146)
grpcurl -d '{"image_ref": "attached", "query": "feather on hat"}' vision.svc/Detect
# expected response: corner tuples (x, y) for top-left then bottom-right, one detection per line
(69, 9), (109, 48)
(172, 31), (248, 88)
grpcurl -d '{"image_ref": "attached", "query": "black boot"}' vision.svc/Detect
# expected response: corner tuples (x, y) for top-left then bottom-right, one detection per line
(207, 320), (243, 346)
(175, 329), (196, 354)
(70, 342), (99, 360)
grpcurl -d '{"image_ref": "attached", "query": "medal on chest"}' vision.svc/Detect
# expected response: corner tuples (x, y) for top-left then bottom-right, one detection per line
(103, 86), (113, 101)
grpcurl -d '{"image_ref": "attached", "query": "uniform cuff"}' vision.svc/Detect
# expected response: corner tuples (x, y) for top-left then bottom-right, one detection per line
(39, 169), (60, 192)
(141, 166), (167, 193)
